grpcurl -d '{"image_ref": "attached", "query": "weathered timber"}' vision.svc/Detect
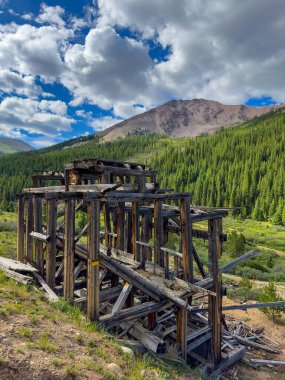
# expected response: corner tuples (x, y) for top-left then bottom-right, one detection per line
(0, 257), (38, 273)
(180, 197), (193, 282)
(33, 197), (44, 274)
(111, 282), (133, 315)
(25, 196), (34, 264)
(117, 202), (125, 250)
(221, 250), (261, 273)
(64, 199), (75, 301)
(208, 217), (222, 366)
(17, 195), (25, 262)
(0, 264), (33, 284)
(250, 359), (285, 366)
(177, 307), (188, 360)
(33, 272), (59, 302)
(154, 200), (163, 266)
(131, 201), (140, 261)
(87, 197), (100, 321)
(209, 346), (245, 379)
(30, 231), (50, 242)
(195, 301), (285, 313)
(46, 196), (57, 289)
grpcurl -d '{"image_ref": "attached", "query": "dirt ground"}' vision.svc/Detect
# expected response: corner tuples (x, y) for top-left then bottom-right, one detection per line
(223, 297), (285, 380)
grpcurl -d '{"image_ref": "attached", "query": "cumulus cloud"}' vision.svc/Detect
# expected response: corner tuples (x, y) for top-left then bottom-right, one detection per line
(0, 97), (74, 138)
(36, 3), (66, 28)
(0, 23), (71, 81)
(0, 0), (285, 144)
(62, 26), (152, 111)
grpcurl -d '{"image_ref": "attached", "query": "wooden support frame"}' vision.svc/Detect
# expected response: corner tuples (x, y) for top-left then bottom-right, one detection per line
(117, 202), (125, 251)
(25, 196), (34, 264)
(46, 195), (57, 289)
(16, 195), (25, 262)
(64, 198), (75, 301)
(87, 195), (100, 321)
(208, 217), (223, 366)
(131, 201), (140, 261)
(154, 200), (163, 266)
(180, 196), (193, 283)
(33, 196), (44, 276)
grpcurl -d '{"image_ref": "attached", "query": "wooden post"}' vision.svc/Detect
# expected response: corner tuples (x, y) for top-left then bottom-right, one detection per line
(25, 196), (33, 264)
(64, 198), (75, 301)
(177, 307), (187, 361)
(33, 196), (44, 276)
(46, 195), (57, 289)
(208, 217), (223, 366)
(141, 214), (151, 266)
(154, 200), (163, 266)
(131, 201), (140, 261)
(126, 210), (132, 253)
(117, 202), (125, 250)
(16, 195), (25, 262)
(180, 196), (193, 283)
(103, 203), (111, 254)
(87, 196), (100, 321)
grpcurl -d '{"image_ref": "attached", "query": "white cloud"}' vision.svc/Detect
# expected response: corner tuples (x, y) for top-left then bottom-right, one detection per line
(0, 69), (41, 97)
(0, 97), (74, 137)
(89, 116), (122, 132)
(0, 0), (285, 144)
(36, 3), (65, 28)
(0, 23), (72, 81)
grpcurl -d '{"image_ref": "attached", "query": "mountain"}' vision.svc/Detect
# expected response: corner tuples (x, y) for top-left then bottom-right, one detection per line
(0, 138), (33, 156)
(98, 99), (284, 141)
(0, 109), (284, 226)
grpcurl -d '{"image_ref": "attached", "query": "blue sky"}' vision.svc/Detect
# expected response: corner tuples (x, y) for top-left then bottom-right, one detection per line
(0, 0), (283, 148)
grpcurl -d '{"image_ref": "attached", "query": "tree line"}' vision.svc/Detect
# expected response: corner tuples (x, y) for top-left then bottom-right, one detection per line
(0, 109), (284, 224)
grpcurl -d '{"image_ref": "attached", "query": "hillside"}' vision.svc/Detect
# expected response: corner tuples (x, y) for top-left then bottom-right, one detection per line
(97, 99), (284, 141)
(0, 138), (33, 157)
(0, 110), (284, 224)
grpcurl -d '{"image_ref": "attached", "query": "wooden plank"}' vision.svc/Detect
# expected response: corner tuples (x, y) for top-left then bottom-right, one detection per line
(111, 282), (133, 315)
(46, 196), (57, 289)
(25, 197), (34, 264)
(87, 197), (100, 321)
(64, 199), (75, 301)
(195, 301), (285, 313)
(33, 272), (59, 302)
(177, 307), (188, 361)
(154, 200), (163, 266)
(208, 217), (222, 365)
(117, 202), (125, 251)
(221, 250), (262, 273)
(209, 346), (245, 379)
(17, 195), (25, 262)
(131, 201), (140, 261)
(250, 359), (285, 366)
(33, 197), (44, 274)
(119, 320), (166, 354)
(30, 231), (50, 242)
(180, 196), (193, 282)
(0, 264), (33, 284)
(0, 257), (38, 272)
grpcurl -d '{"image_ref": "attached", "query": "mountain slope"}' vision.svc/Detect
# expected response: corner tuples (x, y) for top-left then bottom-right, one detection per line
(0, 110), (284, 224)
(0, 138), (33, 156)
(98, 99), (284, 141)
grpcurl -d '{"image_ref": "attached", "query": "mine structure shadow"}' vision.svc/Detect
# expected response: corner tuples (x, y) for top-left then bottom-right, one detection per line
(16, 157), (251, 377)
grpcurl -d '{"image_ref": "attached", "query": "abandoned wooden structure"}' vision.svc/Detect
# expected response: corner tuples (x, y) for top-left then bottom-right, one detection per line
(17, 157), (246, 376)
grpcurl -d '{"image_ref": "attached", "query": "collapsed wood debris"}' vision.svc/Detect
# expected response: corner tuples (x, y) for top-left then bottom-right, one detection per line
(11, 157), (285, 378)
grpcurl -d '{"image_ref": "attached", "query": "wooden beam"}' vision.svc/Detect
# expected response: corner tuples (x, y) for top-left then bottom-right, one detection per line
(16, 195), (25, 262)
(25, 196), (34, 264)
(177, 307), (188, 361)
(64, 199), (75, 301)
(111, 282), (133, 315)
(208, 217), (222, 366)
(154, 200), (163, 266)
(180, 196), (193, 282)
(221, 249), (262, 273)
(131, 201), (140, 261)
(33, 197), (44, 275)
(46, 196), (57, 289)
(87, 197), (100, 321)
(117, 202), (125, 251)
